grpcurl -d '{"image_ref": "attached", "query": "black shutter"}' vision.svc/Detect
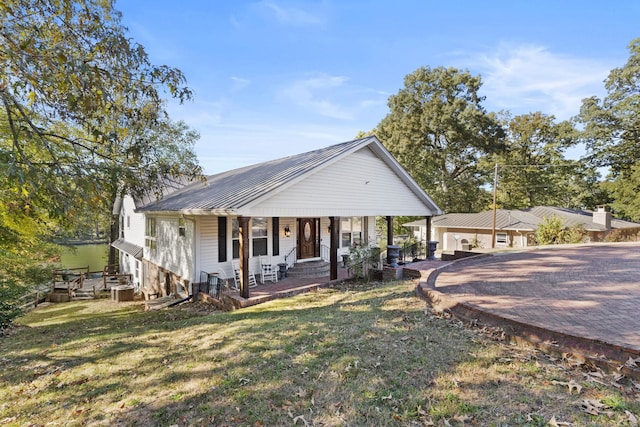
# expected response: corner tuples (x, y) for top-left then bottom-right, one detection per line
(218, 217), (227, 262)
(272, 217), (279, 256)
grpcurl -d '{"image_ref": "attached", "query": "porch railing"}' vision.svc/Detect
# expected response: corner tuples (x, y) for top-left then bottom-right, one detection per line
(284, 244), (338, 267)
(320, 244), (330, 262)
(284, 246), (297, 269)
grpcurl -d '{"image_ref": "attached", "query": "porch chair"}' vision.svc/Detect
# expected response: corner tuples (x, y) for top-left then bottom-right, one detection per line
(259, 255), (278, 284)
(232, 260), (258, 290)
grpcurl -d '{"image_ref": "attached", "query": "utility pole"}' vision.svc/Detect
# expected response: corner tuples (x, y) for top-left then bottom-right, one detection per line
(491, 163), (498, 249)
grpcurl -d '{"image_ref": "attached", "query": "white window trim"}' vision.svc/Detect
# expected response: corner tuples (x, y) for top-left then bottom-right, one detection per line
(145, 217), (157, 250)
(496, 232), (508, 245)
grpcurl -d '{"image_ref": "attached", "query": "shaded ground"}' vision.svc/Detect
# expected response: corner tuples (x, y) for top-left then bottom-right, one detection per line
(2, 281), (638, 426)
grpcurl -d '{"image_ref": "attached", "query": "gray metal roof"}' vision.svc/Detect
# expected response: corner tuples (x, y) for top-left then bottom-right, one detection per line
(405, 206), (640, 231)
(430, 210), (541, 231)
(111, 238), (144, 259)
(137, 135), (442, 215)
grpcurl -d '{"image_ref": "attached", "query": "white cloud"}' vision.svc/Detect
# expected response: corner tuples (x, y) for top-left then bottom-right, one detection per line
(280, 74), (355, 120)
(258, 1), (325, 26)
(277, 74), (388, 121)
(469, 43), (611, 120)
(230, 76), (251, 92)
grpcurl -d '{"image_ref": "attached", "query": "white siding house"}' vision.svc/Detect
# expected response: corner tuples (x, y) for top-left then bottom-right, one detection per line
(113, 136), (442, 299)
(111, 195), (145, 291)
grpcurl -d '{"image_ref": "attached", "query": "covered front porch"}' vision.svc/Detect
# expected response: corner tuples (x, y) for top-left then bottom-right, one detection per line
(201, 257), (445, 310)
(220, 263), (352, 309)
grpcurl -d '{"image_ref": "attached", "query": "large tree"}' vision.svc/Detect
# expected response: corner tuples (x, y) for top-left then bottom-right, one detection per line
(577, 38), (640, 220)
(375, 66), (505, 213)
(1, 0), (201, 220)
(492, 112), (599, 209)
(0, 1), (202, 294)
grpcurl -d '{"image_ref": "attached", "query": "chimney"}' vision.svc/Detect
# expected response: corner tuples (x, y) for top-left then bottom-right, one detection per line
(593, 205), (611, 230)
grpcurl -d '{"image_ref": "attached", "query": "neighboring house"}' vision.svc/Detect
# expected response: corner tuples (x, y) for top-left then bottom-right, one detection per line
(404, 206), (640, 251)
(112, 136), (442, 299)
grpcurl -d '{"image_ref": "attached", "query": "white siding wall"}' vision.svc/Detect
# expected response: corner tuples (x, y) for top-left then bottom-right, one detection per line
(197, 216), (218, 278)
(118, 253), (141, 291)
(147, 215), (194, 283)
(121, 195), (145, 248)
(118, 196), (145, 289)
(197, 217), (296, 282)
(246, 148), (433, 217)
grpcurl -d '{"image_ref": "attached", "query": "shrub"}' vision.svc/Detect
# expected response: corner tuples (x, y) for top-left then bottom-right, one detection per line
(346, 244), (379, 280)
(536, 216), (565, 245)
(0, 283), (25, 331)
(563, 224), (588, 244)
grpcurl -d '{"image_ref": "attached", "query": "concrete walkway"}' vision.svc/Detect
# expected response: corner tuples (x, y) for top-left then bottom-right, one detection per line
(414, 243), (640, 368)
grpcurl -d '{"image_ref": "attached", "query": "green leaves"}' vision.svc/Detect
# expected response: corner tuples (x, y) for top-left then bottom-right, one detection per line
(576, 38), (640, 220)
(376, 66), (504, 212)
(490, 112), (598, 210)
(0, 1), (201, 294)
(1, 0), (198, 214)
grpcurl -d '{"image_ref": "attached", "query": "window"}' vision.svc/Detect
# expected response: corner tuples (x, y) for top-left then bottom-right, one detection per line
(232, 217), (268, 258)
(178, 217), (186, 237)
(145, 217), (157, 250)
(341, 217), (362, 247)
(126, 215), (130, 228)
(252, 217), (268, 256)
(496, 232), (508, 245)
(120, 215), (125, 238)
(232, 218), (239, 259)
(135, 260), (139, 279)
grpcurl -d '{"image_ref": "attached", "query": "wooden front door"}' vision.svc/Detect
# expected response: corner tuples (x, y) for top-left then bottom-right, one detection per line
(298, 218), (319, 259)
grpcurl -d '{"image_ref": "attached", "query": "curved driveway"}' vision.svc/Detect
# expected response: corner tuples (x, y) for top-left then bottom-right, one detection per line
(420, 243), (640, 360)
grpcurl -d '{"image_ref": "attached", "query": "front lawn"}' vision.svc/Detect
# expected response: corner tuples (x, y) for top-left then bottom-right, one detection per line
(1, 280), (638, 426)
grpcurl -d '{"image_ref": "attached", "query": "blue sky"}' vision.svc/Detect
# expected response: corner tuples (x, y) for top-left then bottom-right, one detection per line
(117, 1), (639, 174)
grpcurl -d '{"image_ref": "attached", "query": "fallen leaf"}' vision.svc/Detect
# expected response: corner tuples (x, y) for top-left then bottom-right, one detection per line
(453, 414), (471, 423)
(582, 399), (606, 415)
(292, 414), (309, 426)
(547, 415), (571, 426)
(551, 380), (582, 394)
(625, 357), (640, 368)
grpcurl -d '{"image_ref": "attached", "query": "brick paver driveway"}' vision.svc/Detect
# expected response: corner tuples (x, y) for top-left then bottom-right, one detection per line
(427, 243), (640, 357)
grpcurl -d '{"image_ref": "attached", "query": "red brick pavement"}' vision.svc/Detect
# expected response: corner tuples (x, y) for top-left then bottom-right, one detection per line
(414, 243), (640, 364)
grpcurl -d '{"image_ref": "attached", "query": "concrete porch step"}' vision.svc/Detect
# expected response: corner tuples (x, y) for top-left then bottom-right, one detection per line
(286, 260), (330, 278)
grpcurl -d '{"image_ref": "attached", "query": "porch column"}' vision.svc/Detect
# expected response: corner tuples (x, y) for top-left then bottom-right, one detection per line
(238, 216), (251, 298)
(386, 216), (394, 246)
(426, 215), (438, 260)
(329, 216), (339, 280)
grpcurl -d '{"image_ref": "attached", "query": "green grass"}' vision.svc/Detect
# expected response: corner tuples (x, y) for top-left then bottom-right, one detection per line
(0, 280), (638, 426)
